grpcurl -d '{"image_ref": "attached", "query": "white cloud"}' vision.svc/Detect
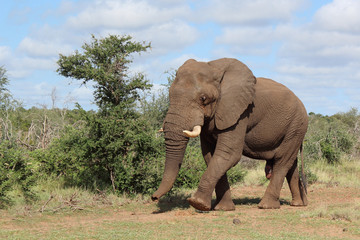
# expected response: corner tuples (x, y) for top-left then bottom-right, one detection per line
(168, 54), (209, 68)
(63, 0), (200, 56)
(200, 0), (305, 25)
(54, 0), (82, 16)
(0, 46), (12, 63)
(5, 0), (195, 82)
(12, 0), (199, 78)
(0, 44), (57, 79)
(71, 85), (94, 100)
(313, 0), (360, 33)
(216, 26), (275, 55)
(18, 37), (73, 58)
(12, 57), (56, 78)
(67, 83), (97, 109)
(66, 0), (191, 31)
(134, 20), (199, 55)
(277, 25), (360, 67)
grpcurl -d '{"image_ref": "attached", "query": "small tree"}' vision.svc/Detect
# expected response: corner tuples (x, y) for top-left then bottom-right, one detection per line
(55, 35), (164, 194)
(57, 34), (152, 109)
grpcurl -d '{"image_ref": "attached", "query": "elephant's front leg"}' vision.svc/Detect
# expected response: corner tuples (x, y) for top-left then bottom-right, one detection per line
(188, 154), (241, 211)
(200, 135), (235, 211)
(188, 123), (247, 211)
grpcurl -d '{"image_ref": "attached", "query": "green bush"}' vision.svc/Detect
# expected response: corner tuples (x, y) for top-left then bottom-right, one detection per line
(36, 106), (165, 195)
(320, 140), (340, 164)
(305, 112), (356, 164)
(174, 139), (206, 189)
(0, 141), (36, 207)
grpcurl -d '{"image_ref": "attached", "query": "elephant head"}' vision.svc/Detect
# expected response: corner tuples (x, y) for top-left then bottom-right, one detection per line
(151, 58), (256, 201)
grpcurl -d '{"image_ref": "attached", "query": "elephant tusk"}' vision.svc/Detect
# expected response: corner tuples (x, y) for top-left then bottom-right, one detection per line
(183, 125), (201, 138)
(158, 128), (164, 133)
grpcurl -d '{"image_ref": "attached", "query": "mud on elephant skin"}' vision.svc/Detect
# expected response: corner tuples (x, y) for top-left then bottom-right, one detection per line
(152, 58), (308, 211)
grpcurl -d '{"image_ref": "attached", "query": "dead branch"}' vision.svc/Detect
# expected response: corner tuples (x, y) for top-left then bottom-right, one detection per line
(109, 169), (116, 193)
(52, 192), (84, 212)
(39, 194), (55, 213)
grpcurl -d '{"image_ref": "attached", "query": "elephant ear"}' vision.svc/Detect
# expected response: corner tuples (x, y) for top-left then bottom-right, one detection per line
(209, 58), (256, 130)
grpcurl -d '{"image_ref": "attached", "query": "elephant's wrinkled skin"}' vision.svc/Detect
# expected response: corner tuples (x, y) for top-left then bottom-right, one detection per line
(152, 58), (308, 211)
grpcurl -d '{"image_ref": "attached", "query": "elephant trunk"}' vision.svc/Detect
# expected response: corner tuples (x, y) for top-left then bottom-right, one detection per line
(152, 117), (189, 201)
(151, 138), (187, 201)
(152, 106), (202, 201)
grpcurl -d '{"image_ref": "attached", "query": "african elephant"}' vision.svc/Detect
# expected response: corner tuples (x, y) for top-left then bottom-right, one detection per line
(151, 58), (308, 211)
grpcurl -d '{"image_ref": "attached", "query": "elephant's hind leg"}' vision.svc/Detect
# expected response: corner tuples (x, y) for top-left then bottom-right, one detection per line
(258, 161), (285, 209)
(258, 148), (299, 209)
(213, 173), (235, 211)
(286, 158), (308, 206)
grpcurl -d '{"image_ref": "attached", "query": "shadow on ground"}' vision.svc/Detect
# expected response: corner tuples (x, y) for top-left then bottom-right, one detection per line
(153, 192), (290, 213)
(153, 192), (191, 213)
(233, 197), (290, 206)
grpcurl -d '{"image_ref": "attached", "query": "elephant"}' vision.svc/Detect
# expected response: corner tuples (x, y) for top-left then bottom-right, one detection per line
(151, 58), (308, 211)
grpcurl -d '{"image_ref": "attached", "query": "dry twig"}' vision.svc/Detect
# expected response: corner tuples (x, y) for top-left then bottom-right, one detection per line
(39, 194), (55, 213)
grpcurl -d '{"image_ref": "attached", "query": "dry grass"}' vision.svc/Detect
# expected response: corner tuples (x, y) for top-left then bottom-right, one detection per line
(1, 184), (359, 240)
(1, 158), (359, 239)
(310, 158), (360, 188)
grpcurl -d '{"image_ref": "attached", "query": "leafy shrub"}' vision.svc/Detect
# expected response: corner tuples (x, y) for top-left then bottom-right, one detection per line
(303, 168), (318, 185)
(36, 106), (165, 195)
(320, 140), (340, 164)
(228, 164), (247, 185)
(0, 141), (36, 207)
(174, 139), (206, 189)
(305, 112), (356, 164)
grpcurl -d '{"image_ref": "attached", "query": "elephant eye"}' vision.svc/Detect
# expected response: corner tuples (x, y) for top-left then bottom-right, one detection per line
(200, 95), (207, 103)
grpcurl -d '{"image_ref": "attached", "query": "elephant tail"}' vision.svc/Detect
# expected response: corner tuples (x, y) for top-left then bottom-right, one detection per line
(300, 143), (307, 194)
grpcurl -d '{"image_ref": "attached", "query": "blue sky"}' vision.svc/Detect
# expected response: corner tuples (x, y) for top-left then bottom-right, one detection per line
(1, 0), (360, 115)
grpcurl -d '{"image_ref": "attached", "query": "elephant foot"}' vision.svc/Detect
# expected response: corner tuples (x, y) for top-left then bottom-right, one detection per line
(214, 200), (235, 211)
(290, 197), (308, 207)
(290, 200), (307, 207)
(187, 193), (211, 211)
(258, 198), (280, 209)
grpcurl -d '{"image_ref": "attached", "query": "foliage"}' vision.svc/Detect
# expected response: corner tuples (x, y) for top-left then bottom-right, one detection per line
(38, 106), (165, 195)
(0, 141), (36, 207)
(305, 111), (358, 164)
(174, 139), (206, 189)
(55, 35), (165, 195)
(57, 34), (152, 109)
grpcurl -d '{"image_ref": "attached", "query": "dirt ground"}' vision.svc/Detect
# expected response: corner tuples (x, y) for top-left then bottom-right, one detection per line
(1, 184), (359, 239)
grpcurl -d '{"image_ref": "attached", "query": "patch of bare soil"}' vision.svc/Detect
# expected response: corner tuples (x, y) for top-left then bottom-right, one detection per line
(1, 184), (359, 239)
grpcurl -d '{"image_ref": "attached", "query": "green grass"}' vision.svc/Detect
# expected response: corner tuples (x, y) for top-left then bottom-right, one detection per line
(2, 205), (358, 240)
(310, 158), (360, 188)
(1, 158), (359, 240)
